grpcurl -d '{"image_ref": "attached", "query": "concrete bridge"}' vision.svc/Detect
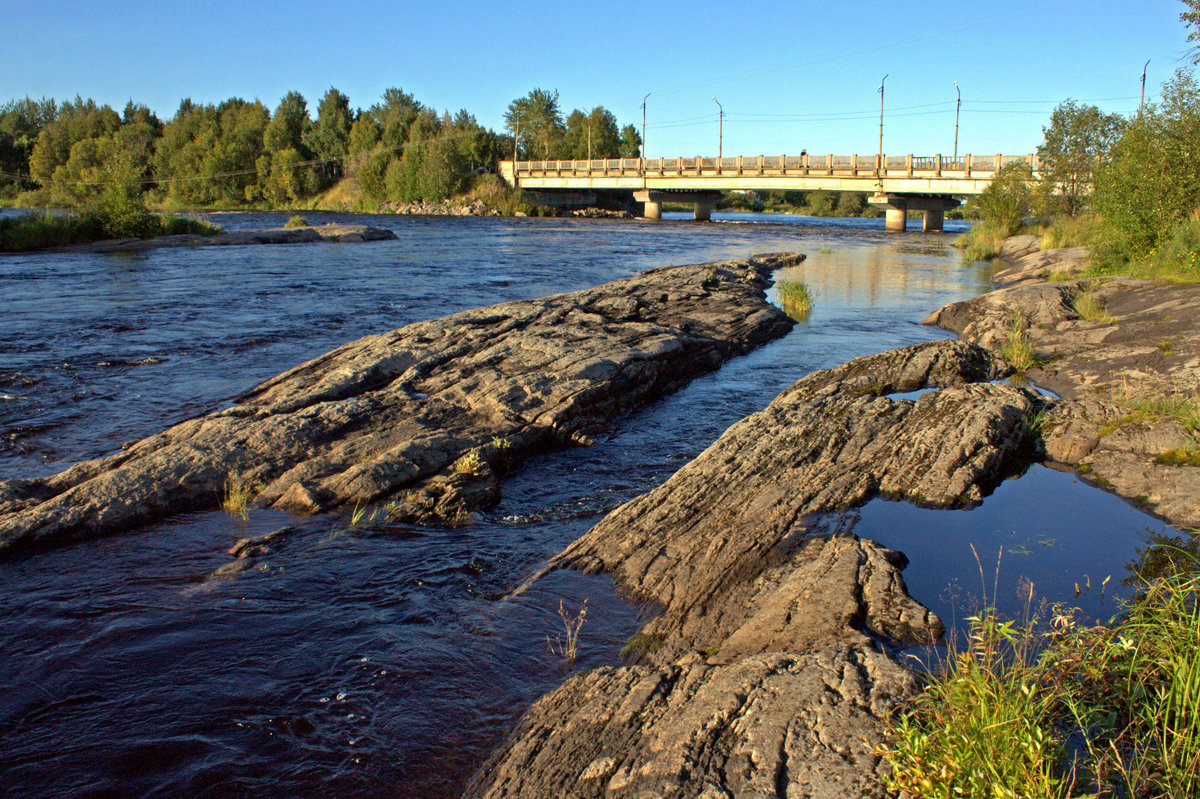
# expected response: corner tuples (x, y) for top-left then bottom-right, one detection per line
(498, 153), (1040, 231)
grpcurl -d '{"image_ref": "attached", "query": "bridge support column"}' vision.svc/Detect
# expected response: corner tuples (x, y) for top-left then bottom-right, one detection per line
(634, 189), (721, 222)
(869, 193), (960, 233)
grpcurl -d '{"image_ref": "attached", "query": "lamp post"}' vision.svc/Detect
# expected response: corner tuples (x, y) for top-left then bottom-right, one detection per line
(877, 74), (888, 188)
(584, 109), (593, 162)
(641, 93), (651, 158)
(953, 81), (961, 160)
(712, 96), (724, 162)
(1140, 59), (1150, 117)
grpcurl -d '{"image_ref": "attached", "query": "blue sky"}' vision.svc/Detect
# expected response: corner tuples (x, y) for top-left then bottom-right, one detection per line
(4, 0), (1194, 158)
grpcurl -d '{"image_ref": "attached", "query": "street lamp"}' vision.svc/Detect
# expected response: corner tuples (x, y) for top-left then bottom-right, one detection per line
(712, 97), (724, 162)
(1140, 60), (1151, 117)
(641, 93), (651, 159)
(953, 81), (961, 160)
(877, 74), (888, 186)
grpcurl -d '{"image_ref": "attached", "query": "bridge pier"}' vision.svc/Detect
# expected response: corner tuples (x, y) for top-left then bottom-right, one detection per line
(869, 194), (960, 233)
(634, 189), (722, 221)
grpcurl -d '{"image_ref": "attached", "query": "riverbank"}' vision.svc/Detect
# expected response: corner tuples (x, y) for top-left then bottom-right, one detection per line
(466, 236), (1199, 798)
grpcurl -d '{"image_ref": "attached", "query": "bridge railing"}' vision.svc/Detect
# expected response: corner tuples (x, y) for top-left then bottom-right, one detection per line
(504, 154), (1040, 180)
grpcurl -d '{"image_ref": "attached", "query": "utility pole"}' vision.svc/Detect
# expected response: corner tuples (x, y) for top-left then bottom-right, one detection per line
(641, 93), (650, 178)
(953, 81), (961, 160)
(1140, 59), (1150, 118)
(512, 116), (519, 187)
(877, 74), (888, 189)
(712, 97), (724, 162)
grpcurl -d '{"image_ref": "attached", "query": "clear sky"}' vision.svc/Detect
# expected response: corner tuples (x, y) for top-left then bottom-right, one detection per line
(4, 0), (1194, 158)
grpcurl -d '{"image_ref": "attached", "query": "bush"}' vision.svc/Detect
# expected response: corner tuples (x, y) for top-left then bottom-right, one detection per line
(285, 215), (309, 228)
(977, 162), (1034, 235)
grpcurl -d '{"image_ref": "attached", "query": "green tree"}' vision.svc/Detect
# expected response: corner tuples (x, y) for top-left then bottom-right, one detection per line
(303, 87), (352, 184)
(28, 97), (121, 187)
(619, 124), (641, 158)
(504, 88), (563, 159)
(562, 107), (622, 160)
(977, 162), (1034, 235)
(1093, 68), (1200, 264)
(0, 97), (56, 191)
(1036, 99), (1126, 216)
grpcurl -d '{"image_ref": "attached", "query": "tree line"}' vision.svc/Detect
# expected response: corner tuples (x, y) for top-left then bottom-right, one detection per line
(0, 86), (641, 210)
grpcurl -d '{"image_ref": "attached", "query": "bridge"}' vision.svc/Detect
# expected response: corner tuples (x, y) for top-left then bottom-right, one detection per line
(499, 153), (1041, 231)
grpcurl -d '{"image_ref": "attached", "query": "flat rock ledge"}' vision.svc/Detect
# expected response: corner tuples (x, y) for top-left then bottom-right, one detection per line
(924, 242), (1200, 529)
(0, 253), (800, 555)
(468, 339), (1044, 799)
(62, 222), (397, 253)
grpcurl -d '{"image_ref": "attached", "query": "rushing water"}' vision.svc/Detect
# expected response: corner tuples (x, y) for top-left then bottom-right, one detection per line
(0, 212), (1182, 798)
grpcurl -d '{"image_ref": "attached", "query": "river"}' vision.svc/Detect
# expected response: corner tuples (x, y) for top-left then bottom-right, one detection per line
(0, 211), (1182, 798)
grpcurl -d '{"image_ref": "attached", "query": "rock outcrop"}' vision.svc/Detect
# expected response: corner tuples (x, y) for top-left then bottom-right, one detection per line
(468, 340), (1042, 799)
(925, 247), (1200, 529)
(0, 254), (799, 555)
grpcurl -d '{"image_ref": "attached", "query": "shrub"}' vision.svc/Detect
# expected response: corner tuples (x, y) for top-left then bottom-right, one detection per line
(977, 162), (1034, 236)
(285, 215), (309, 228)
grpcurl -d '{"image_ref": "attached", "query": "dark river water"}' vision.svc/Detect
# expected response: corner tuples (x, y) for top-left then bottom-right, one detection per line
(0, 211), (1182, 798)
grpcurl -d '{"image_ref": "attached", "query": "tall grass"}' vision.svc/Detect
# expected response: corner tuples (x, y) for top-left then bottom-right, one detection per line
(1038, 214), (1103, 251)
(775, 279), (813, 321)
(1001, 309), (1038, 372)
(884, 558), (1200, 798)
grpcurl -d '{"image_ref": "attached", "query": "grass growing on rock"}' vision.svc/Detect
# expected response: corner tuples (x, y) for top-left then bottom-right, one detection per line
(452, 449), (483, 475)
(884, 558), (1200, 798)
(1124, 390), (1200, 432)
(221, 478), (253, 520)
(1001, 309), (1038, 372)
(775, 279), (813, 321)
(0, 210), (222, 252)
(284, 215), (309, 228)
(1071, 289), (1115, 323)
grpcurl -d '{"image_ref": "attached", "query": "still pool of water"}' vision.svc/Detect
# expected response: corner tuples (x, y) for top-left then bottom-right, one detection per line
(0, 212), (1182, 797)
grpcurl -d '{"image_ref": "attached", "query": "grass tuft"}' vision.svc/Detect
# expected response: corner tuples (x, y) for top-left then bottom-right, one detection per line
(1071, 289), (1115, 323)
(775, 279), (813, 321)
(284, 215), (309, 228)
(452, 448), (483, 475)
(1001, 309), (1038, 372)
(221, 478), (253, 520)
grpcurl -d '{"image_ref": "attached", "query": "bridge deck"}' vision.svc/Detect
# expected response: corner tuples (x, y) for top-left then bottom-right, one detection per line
(500, 153), (1039, 196)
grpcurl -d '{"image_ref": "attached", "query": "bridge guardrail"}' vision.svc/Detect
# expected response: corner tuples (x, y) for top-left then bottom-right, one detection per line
(502, 154), (1042, 188)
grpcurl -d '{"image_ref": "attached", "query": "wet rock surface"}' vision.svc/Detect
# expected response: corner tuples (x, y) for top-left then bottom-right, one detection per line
(0, 253), (800, 555)
(925, 246), (1200, 529)
(469, 340), (1042, 799)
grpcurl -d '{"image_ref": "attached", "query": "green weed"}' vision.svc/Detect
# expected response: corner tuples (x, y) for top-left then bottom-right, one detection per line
(285, 215), (309, 228)
(1071, 290), (1115, 322)
(775, 279), (813, 321)
(452, 449), (483, 475)
(1001, 309), (1039, 372)
(547, 599), (588, 664)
